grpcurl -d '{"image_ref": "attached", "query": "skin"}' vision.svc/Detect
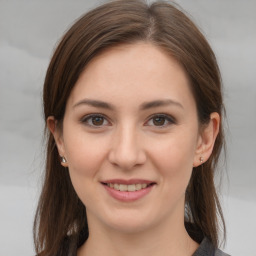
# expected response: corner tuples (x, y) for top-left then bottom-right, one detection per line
(48, 43), (220, 256)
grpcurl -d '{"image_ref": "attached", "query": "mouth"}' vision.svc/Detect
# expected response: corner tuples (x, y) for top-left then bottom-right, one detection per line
(102, 182), (155, 192)
(101, 179), (156, 202)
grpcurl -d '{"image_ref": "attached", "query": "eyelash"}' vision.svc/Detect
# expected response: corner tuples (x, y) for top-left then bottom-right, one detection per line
(145, 114), (176, 127)
(80, 113), (176, 128)
(80, 114), (110, 128)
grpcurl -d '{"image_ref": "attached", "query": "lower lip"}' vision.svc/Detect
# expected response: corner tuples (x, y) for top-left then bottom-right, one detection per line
(103, 184), (154, 202)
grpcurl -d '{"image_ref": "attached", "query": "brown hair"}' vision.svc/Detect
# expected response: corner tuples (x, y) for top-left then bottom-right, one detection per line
(34, 0), (226, 255)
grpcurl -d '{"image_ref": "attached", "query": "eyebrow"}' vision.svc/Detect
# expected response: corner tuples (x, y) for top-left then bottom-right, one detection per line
(73, 98), (183, 110)
(140, 99), (184, 110)
(73, 99), (115, 110)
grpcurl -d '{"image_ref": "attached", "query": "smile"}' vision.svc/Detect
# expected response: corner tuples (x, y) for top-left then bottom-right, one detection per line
(101, 179), (156, 202)
(106, 183), (149, 192)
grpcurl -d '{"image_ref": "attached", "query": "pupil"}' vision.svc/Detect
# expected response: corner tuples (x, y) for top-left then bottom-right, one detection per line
(153, 117), (165, 126)
(92, 116), (103, 125)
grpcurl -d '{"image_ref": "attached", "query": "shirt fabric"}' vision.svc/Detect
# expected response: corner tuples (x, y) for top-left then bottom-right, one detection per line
(60, 233), (231, 256)
(192, 237), (230, 256)
(52, 218), (232, 256)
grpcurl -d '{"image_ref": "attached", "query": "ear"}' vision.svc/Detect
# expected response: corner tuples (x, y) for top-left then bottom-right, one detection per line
(47, 116), (68, 167)
(193, 112), (220, 167)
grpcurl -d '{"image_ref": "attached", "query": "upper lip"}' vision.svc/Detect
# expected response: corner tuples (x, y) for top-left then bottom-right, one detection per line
(101, 179), (156, 185)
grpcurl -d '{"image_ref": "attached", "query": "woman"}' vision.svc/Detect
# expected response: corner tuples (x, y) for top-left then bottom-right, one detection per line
(34, 0), (229, 255)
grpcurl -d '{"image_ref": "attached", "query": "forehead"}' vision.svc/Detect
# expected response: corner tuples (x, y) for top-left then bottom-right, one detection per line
(67, 42), (195, 111)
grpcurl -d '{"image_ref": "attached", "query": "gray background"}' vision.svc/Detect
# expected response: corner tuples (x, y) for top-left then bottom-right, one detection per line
(0, 0), (255, 255)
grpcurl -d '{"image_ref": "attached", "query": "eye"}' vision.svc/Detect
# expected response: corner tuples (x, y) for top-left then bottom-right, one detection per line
(145, 114), (175, 127)
(81, 114), (110, 127)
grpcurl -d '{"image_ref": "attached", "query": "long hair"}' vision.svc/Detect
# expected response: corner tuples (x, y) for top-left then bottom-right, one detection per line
(34, 1), (226, 255)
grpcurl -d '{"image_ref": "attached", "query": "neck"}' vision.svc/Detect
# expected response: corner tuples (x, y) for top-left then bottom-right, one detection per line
(78, 215), (199, 256)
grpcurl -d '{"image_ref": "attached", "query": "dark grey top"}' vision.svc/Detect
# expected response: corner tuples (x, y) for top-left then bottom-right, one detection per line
(193, 237), (230, 256)
(59, 234), (230, 256)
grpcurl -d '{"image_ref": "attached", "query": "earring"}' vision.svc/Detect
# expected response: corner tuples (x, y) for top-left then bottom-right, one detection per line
(60, 156), (67, 163)
(200, 156), (204, 164)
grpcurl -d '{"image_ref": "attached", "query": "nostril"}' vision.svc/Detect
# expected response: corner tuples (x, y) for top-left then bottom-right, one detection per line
(107, 138), (147, 169)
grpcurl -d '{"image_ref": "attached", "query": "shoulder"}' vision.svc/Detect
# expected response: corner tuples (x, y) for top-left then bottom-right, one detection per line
(193, 237), (230, 256)
(215, 248), (231, 256)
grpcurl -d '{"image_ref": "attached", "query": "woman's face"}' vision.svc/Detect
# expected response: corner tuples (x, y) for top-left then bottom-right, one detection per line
(51, 43), (216, 234)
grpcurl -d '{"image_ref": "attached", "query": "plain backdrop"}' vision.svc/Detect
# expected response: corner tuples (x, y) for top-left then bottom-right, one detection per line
(0, 0), (255, 255)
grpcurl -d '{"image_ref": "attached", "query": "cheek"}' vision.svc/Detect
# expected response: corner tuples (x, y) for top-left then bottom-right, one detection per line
(63, 132), (109, 205)
(151, 132), (196, 168)
(149, 131), (197, 188)
(63, 129), (108, 179)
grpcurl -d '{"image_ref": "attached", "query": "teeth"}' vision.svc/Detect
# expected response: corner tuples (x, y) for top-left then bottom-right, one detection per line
(142, 184), (147, 189)
(119, 184), (127, 191)
(135, 184), (142, 190)
(107, 183), (149, 191)
(128, 184), (136, 192)
(114, 184), (119, 190)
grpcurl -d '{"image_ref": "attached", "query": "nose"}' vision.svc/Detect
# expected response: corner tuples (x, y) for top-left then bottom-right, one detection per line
(108, 125), (146, 170)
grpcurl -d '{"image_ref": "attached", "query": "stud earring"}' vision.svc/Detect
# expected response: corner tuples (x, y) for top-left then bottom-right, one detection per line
(60, 156), (67, 163)
(200, 156), (204, 163)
